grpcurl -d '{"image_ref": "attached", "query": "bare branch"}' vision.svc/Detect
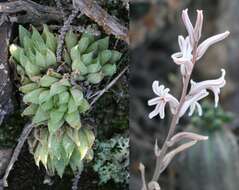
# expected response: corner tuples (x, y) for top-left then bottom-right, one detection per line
(90, 66), (128, 106)
(71, 170), (82, 190)
(0, 0), (62, 24)
(2, 123), (34, 187)
(56, 9), (81, 62)
(73, 0), (129, 43)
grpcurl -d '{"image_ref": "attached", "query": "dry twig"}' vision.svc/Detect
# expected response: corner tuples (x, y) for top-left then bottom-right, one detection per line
(71, 170), (82, 190)
(56, 8), (82, 62)
(90, 66), (129, 106)
(2, 123), (34, 187)
(0, 0), (62, 24)
(73, 0), (129, 43)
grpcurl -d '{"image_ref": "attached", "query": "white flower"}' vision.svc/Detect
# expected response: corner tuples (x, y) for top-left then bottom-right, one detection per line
(182, 9), (203, 45)
(148, 81), (179, 119)
(196, 31), (230, 60)
(189, 69), (226, 107)
(182, 9), (230, 60)
(171, 36), (193, 76)
(179, 89), (209, 117)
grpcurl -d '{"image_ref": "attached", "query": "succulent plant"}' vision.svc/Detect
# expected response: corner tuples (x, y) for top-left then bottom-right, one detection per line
(9, 25), (122, 177)
(28, 125), (94, 177)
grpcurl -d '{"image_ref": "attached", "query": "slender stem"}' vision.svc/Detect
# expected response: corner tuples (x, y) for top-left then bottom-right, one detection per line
(90, 66), (128, 106)
(2, 123), (34, 187)
(151, 44), (198, 182)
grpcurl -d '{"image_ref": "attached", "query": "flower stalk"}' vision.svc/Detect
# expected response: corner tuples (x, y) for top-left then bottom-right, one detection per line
(152, 44), (197, 182)
(140, 9), (229, 190)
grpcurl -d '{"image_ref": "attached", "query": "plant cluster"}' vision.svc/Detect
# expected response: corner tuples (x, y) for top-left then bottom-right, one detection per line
(93, 136), (129, 185)
(9, 25), (122, 177)
(191, 101), (233, 131)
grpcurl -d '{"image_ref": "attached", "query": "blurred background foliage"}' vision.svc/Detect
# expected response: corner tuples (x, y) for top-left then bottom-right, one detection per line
(130, 0), (239, 189)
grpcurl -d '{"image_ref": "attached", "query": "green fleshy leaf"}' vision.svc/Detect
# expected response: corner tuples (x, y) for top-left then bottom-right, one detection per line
(100, 50), (112, 65)
(45, 49), (57, 66)
(87, 59), (101, 73)
(86, 41), (98, 53)
(81, 33), (95, 44)
(78, 99), (90, 113)
(47, 70), (62, 78)
(35, 50), (46, 68)
(32, 26), (46, 54)
(42, 24), (57, 52)
(32, 107), (49, 123)
(70, 45), (81, 61)
(69, 148), (83, 172)
(102, 64), (117, 76)
(97, 37), (109, 51)
(59, 78), (71, 87)
(82, 52), (94, 65)
(19, 83), (38, 94)
(25, 61), (41, 77)
(48, 134), (63, 160)
(50, 82), (67, 96)
(19, 50), (29, 67)
(16, 65), (25, 81)
(39, 90), (51, 104)
(72, 59), (88, 75)
(58, 91), (70, 105)
(23, 36), (34, 52)
(63, 49), (72, 65)
(19, 25), (31, 47)
(77, 129), (89, 158)
(85, 149), (94, 161)
(65, 29), (78, 53)
(39, 145), (49, 169)
(34, 143), (42, 167)
(65, 111), (81, 129)
(48, 119), (64, 134)
(23, 88), (44, 104)
(78, 37), (90, 53)
(53, 95), (59, 106)
(70, 89), (83, 106)
(50, 109), (65, 123)
(47, 157), (55, 174)
(68, 96), (78, 113)
(40, 75), (59, 87)
(110, 50), (122, 62)
(83, 128), (95, 148)
(27, 50), (36, 65)
(58, 103), (68, 112)
(40, 98), (53, 111)
(22, 104), (38, 116)
(62, 133), (75, 159)
(9, 44), (23, 63)
(54, 157), (66, 178)
(20, 51), (41, 76)
(86, 72), (104, 84)
(66, 128), (81, 147)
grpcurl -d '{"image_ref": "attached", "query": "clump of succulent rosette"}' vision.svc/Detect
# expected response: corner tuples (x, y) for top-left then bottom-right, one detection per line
(9, 25), (122, 176)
